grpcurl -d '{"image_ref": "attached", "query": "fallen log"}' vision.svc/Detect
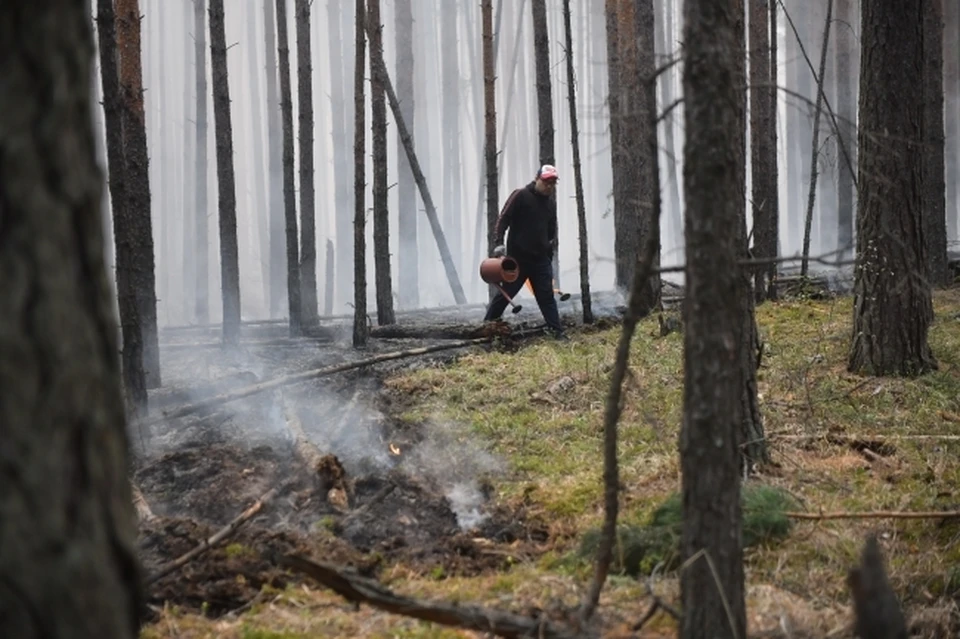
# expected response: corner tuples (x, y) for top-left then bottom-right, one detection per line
(160, 336), (335, 351)
(273, 553), (580, 639)
(132, 482), (156, 524)
(369, 322), (513, 340)
(146, 486), (281, 585)
(785, 509), (960, 521)
(141, 337), (493, 427)
(279, 392), (350, 508)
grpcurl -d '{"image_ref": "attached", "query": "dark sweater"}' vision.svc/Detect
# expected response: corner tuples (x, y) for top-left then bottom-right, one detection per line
(494, 182), (557, 260)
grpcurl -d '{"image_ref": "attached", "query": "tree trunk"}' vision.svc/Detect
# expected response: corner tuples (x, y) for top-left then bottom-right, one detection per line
(295, 0), (318, 323)
(194, 0), (210, 325)
(116, 0), (161, 388)
(835, 0), (856, 260)
(264, 0), (286, 318)
(440, 1), (461, 301)
(0, 2), (144, 632)
(944, 0), (959, 243)
(396, 0), (419, 309)
(849, 0), (937, 377)
(209, 0), (242, 345)
(325, 0), (352, 312)
(276, 0), (301, 336)
(483, 0), (500, 291)
(680, 0), (747, 636)
(247, 4), (271, 314)
(749, 0), (778, 300)
(923, 0), (949, 287)
(562, 0), (593, 324)
(368, 0), (395, 325)
(531, 0), (560, 287)
(353, 0), (368, 347)
(654, 0), (683, 253)
(97, 0), (147, 415)
(181, 5), (196, 325)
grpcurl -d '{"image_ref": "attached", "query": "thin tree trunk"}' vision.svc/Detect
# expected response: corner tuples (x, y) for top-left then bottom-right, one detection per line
(923, 0), (949, 287)
(945, 0), (960, 242)
(248, 5), (271, 314)
(655, 0), (683, 252)
(276, 0), (301, 336)
(531, 0), (559, 286)
(397, 0), (419, 309)
(800, 0), (833, 278)
(368, 0), (395, 325)
(326, 0), (352, 312)
(97, 0), (147, 415)
(194, 0), (210, 325)
(353, 0), (368, 347)
(209, 0), (242, 345)
(634, 0), (661, 312)
(482, 0), (499, 281)
(295, 0), (318, 323)
(835, 0), (855, 260)
(264, 0), (286, 318)
(181, 5), (195, 325)
(562, 0), (593, 324)
(116, 0), (161, 388)
(324, 239), (334, 314)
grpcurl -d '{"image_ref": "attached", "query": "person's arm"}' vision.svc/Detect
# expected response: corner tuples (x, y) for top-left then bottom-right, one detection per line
(494, 188), (522, 247)
(548, 198), (558, 252)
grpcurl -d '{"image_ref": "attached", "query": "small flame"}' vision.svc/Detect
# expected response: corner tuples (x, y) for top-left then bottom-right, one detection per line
(389, 443), (401, 456)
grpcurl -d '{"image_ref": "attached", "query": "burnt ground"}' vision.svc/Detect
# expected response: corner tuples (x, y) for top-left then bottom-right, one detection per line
(135, 297), (610, 619)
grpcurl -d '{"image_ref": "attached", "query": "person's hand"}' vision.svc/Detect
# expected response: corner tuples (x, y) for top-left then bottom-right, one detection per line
(492, 245), (506, 257)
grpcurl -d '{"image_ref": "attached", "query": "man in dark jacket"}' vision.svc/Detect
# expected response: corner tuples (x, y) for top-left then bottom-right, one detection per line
(484, 164), (568, 340)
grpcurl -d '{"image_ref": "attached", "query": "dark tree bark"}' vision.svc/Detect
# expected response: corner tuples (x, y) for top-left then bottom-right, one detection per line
(209, 0), (242, 345)
(97, 0), (147, 414)
(945, 0), (959, 241)
(353, 0), (368, 347)
(295, 0), (318, 323)
(749, 0), (779, 300)
(194, 0), (210, 325)
(680, 0), (747, 636)
(562, 0), (593, 324)
(483, 0), (499, 278)
(835, 0), (856, 260)
(396, 0), (419, 309)
(0, 2), (144, 633)
(116, 0), (161, 388)
(923, 0), (949, 287)
(276, 0), (301, 336)
(849, 0), (937, 377)
(264, 0), (286, 318)
(634, 0), (661, 309)
(368, 0), (395, 325)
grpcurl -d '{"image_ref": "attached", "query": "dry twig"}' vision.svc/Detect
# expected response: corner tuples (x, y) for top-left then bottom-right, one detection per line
(786, 509), (960, 521)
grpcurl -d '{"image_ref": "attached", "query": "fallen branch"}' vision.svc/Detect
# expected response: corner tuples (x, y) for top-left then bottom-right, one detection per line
(273, 553), (580, 639)
(146, 486), (281, 585)
(132, 482), (156, 524)
(278, 393), (350, 507)
(772, 433), (960, 443)
(141, 338), (492, 427)
(369, 322), (513, 340)
(785, 509), (960, 521)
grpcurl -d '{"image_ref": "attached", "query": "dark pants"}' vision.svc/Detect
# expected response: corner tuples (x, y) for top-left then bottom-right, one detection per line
(483, 254), (563, 333)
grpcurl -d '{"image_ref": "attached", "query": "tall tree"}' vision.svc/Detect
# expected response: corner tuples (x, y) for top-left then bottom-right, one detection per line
(326, 0), (352, 312)
(194, 0), (210, 325)
(276, 0), (301, 335)
(368, 0), (395, 325)
(482, 0), (499, 275)
(849, 0), (937, 376)
(680, 0), (747, 635)
(116, 0), (161, 387)
(296, 0), (319, 323)
(923, 0), (949, 286)
(97, 0), (147, 413)
(835, 0), (856, 259)
(562, 0), (593, 324)
(248, 2), (271, 312)
(353, 0), (368, 347)
(209, 0), (242, 345)
(264, 0), (286, 317)
(0, 1), (144, 633)
(531, 0), (560, 287)
(397, 0), (419, 308)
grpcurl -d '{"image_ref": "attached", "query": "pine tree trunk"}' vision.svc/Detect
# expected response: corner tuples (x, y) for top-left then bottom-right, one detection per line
(397, 0), (419, 309)
(326, 0), (353, 312)
(116, 0), (161, 388)
(209, 0), (242, 345)
(264, 0), (286, 318)
(849, 0), (937, 377)
(923, 0), (949, 287)
(0, 3), (144, 632)
(194, 0), (210, 325)
(97, 0), (147, 414)
(368, 0), (395, 325)
(295, 0), (318, 323)
(181, 4), (196, 325)
(248, 4), (271, 313)
(482, 0), (499, 271)
(531, 0), (560, 286)
(353, 0), (369, 347)
(944, 0), (959, 242)
(634, 0), (661, 311)
(680, 0), (747, 634)
(440, 1), (461, 300)
(835, 0), (856, 260)
(276, 0), (302, 335)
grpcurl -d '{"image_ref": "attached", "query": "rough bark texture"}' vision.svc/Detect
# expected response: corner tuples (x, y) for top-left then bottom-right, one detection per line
(295, 0), (318, 322)
(209, 0), (242, 345)
(276, 0), (301, 336)
(562, 0), (593, 324)
(849, 0), (937, 377)
(264, 0), (286, 317)
(835, 0), (856, 259)
(368, 0), (395, 325)
(634, 0), (661, 311)
(923, 0), (949, 287)
(396, 0), (419, 309)
(0, 3), (144, 634)
(116, 0), (160, 388)
(680, 0), (747, 636)
(749, 0), (778, 300)
(848, 536), (908, 639)
(353, 0), (368, 347)
(945, 0), (959, 242)
(483, 0), (499, 276)
(194, 0), (210, 325)
(97, 0), (147, 414)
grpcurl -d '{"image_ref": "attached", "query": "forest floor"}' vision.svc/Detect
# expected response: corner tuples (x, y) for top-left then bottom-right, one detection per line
(137, 285), (960, 638)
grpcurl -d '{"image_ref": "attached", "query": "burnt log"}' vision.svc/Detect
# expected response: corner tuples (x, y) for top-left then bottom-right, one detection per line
(848, 535), (907, 639)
